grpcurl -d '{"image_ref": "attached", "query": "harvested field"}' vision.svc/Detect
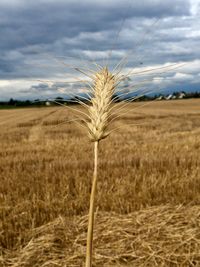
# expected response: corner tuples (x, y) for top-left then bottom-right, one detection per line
(1, 99), (200, 266)
(2, 205), (200, 267)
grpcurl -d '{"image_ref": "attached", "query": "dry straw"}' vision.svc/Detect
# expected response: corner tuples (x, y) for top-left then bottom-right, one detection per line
(3, 205), (200, 266)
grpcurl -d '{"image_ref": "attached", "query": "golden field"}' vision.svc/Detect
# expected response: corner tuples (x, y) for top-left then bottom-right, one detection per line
(1, 99), (200, 266)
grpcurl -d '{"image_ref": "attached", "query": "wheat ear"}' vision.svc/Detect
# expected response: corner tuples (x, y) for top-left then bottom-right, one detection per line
(85, 67), (116, 267)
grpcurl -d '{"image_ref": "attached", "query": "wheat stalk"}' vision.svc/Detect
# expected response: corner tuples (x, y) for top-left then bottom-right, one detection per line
(48, 62), (190, 267)
(85, 67), (117, 267)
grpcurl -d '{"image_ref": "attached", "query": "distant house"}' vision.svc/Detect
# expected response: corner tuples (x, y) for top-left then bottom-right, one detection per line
(178, 92), (186, 99)
(166, 94), (173, 100)
(45, 101), (51, 106)
(156, 95), (164, 100)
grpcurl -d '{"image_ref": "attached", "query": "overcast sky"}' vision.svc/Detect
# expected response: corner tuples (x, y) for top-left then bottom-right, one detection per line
(0, 0), (200, 100)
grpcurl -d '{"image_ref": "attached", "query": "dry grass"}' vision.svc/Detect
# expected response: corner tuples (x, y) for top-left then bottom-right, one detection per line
(2, 205), (200, 266)
(1, 99), (200, 266)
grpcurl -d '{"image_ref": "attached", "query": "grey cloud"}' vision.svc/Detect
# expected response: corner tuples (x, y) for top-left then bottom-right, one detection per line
(0, 0), (200, 100)
(0, 0), (191, 52)
(27, 80), (88, 94)
(30, 83), (50, 91)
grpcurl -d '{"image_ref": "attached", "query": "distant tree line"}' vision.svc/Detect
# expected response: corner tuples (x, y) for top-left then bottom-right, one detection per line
(0, 91), (200, 108)
(183, 91), (200, 99)
(0, 98), (32, 108)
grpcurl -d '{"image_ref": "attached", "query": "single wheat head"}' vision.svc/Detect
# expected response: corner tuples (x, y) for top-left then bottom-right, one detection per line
(85, 66), (117, 267)
(86, 67), (116, 141)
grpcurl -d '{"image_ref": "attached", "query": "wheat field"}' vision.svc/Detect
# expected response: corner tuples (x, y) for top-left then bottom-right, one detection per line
(1, 99), (200, 266)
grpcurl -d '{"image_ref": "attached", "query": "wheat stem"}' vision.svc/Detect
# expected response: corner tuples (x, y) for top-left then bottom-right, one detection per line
(85, 68), (115, 266)
(86, 140), (99, 267)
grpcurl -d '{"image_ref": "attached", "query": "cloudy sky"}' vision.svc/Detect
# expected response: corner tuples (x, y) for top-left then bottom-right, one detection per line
(0, 0), (200, 100)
